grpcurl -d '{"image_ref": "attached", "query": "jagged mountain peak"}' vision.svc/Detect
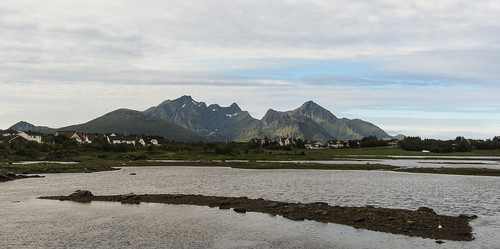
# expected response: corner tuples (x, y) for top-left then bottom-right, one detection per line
(178, 95), (194, 102)
(144, 96), (260, 141)
(228, 103), (241, 112)
(293, 101), (338, 122)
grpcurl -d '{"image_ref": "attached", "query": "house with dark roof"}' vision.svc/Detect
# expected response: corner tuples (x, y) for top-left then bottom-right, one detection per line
(55, 131), (88, 143)
(1, 129), (19, 137)
(138, 136), (161, 146)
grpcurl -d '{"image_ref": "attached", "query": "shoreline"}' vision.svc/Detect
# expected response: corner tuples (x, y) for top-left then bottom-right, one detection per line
(40, 191), (475, 242)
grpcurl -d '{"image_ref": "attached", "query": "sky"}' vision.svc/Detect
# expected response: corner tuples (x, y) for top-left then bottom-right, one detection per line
(1, 0), (499, 139)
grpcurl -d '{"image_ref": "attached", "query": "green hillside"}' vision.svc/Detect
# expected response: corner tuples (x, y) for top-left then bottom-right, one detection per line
(61, 109), (205, 142)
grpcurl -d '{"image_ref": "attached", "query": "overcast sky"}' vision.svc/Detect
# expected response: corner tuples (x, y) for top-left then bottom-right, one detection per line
(1, 0), (499, 139)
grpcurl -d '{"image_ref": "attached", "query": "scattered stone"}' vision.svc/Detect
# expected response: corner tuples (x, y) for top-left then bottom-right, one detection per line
(458, 214), (478, 219)
(69, 190), (94, 198)
(314, 202), (328, 206)
(283, 206), (296, 214)
(314, 210), (328, 215)
(233, 208), (247, 213)
(353, 217), (366, 222)
(266, 202), (279, 208)
(417, 207), (437, 214)
(121, 193), (136, 200)
(285, 214), (305, 221)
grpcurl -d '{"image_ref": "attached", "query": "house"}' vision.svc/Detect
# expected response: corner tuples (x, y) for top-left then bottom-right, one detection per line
(7, 135), (29, 143)
(55, 131), (87, 143)
(325, 140), (345, 149)
(387, 139), (399, 148)
(138, 136), (161, 146)
(279, 138), (295, 147)
(0, 129), (42, 143)
(305, 141), (325, 149)
(108, 135), (137, 145)
(86, 134), (107, 143)
(1, 129), (19, 137)
(18, 131), (43, 143)
(0, 135), (16, 143)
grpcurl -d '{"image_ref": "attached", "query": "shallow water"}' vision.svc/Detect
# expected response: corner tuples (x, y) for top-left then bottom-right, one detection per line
(1, 166), (500, 248)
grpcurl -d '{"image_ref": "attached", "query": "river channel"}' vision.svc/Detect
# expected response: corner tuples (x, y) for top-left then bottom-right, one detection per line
(1, 166), (499, 248)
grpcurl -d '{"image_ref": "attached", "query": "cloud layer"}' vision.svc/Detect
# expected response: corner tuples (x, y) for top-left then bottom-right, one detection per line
(1, 0), (499, 139)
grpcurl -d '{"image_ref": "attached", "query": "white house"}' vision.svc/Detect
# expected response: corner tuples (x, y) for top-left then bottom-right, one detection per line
(18, 131), (43, 143)
(279, 138), (294, 146)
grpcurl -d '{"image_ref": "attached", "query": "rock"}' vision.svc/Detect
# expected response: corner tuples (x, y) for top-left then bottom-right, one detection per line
(121, 193), (136, 200)
(283, 206), (297, 214)
(266, 202), (279, 208)
(285, 214), (305, 221)
(353, 217), (366, 222)
(129, 173), (137, 175)
(7, 172), (16, 178)
(314, 202), (328, 206)
(233, 208), (247, 213)
(417, 207), (436, 214)
(69, 190), (94, 198)
(314, 210), (328, 215)
(435, 240), (445, 244)
(458, 214), (478, 219)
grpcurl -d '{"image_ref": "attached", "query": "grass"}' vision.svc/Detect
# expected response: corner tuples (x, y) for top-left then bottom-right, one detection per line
(2, 147), (500, 177)
(395, 167), (500, 177)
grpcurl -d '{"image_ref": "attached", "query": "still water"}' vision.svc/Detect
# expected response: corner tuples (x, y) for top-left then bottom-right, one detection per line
(1, 166), (500, 248)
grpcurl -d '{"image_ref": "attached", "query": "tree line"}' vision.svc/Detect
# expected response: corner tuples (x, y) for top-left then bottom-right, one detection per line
(399, 136), (500, 153)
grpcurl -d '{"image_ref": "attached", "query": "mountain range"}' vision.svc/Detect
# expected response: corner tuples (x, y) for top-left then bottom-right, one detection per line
(8, 96), (392, 142)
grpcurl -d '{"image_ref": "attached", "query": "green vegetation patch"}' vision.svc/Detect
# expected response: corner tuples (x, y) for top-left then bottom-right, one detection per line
(395, 167), (500, 177)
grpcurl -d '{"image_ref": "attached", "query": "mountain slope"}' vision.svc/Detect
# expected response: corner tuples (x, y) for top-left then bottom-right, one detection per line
(237, 101), (390, 142)
(61, 109), (204, 142)
(10, 121), (52, 132)
(144, 95), (260, 141)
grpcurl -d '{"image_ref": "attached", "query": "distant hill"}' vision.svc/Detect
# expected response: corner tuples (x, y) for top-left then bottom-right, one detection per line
(144, 95), (260, 141)
(10, 121), (52, 132)
(61, 109), (205, 142)
(237, 101), (390, 142)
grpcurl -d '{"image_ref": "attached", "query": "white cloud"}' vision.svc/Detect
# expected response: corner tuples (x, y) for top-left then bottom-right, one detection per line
(1, 0), (499, 139)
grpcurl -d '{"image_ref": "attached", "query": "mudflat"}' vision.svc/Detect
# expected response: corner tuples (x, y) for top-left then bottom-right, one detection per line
(41, 191), (475, 242)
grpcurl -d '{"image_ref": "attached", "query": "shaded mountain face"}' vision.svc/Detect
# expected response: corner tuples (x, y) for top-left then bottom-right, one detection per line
(144, 96), (260, 141)
(10, 121), (51, 132)
(237, 101), (390, 142)
(61, 109), (204, 142)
